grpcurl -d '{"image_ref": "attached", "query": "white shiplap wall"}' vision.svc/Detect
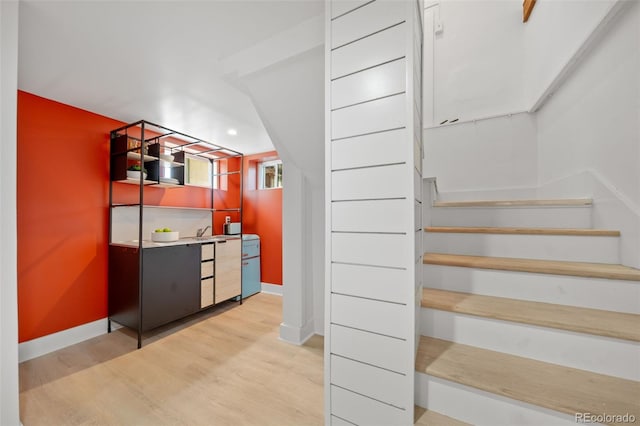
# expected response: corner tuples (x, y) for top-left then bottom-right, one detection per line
(324, 1), (423, 424)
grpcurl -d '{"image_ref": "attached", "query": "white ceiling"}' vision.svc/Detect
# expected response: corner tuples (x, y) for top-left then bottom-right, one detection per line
(18, 0), (324, 154)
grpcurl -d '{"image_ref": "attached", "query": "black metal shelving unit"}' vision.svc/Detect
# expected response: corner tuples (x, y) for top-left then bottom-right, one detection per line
(107, 120), (244, 348)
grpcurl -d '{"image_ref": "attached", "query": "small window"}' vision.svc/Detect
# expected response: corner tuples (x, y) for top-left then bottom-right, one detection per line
(259, 160), (283, 189)
(185, 154), (215, 188)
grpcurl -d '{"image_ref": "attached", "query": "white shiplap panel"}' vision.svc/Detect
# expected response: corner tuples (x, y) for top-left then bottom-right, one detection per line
(332, 163), (408, 201)
(331, 385), (407, 426)
(331, 0), (371, 19)
(332, 59), (406, 110)
(332, 128), (407, 170)
(332, 232), (409, 268)
(332, 23), (406, 79)
(330, 355), (407, 408)
(332, 262), (411, 304)
(332, 93), (405, 140)
(331, 293), (409, 339)
(331, 324), (407, 373)
(332, 199), (407, 233)
(332, 0), (405, 49)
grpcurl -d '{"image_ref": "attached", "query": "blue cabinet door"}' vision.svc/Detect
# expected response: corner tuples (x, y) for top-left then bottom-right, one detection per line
(242, 256), (261, 298)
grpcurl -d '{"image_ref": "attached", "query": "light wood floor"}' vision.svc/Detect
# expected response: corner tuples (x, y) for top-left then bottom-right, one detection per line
(19, 294), (324, 426)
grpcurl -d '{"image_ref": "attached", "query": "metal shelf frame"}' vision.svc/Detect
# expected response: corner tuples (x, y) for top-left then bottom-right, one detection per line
(108, 120), (244, 349)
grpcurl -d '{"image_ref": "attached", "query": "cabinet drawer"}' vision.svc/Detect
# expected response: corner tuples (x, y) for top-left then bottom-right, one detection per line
(242, 240), (260, 258)
(201, 278), (213, 308)
(201, 260), (214, 278)
(201, 243), (214, 261)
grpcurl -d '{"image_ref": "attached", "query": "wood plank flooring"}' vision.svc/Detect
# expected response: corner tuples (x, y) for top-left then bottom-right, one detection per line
(422, 288), (640, 342)
(423, 253), (640, 281)
(19, 294), (324, 426)
(416, 336), (640, 425)
(425, 226), (620, 236)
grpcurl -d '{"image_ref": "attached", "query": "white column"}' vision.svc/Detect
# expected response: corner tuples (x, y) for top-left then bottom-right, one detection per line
(324, 1), (423, 425)
(280, 161), (316, 343)
(0, 1), (20, 424)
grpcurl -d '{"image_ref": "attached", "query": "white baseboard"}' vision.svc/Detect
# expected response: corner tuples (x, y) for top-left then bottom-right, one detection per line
(19, 318), (120, 363)
(261, 282), (283, 296)
(279, 321), (315, 345)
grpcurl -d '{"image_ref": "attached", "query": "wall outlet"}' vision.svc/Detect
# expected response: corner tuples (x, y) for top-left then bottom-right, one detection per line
(225, 216), (231, 224)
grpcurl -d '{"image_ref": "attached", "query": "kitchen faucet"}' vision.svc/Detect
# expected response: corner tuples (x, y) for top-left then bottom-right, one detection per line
(196, 226), (211, 238)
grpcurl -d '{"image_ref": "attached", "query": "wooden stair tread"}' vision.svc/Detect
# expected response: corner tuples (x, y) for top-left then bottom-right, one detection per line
(415, 336), (640, 425)
(414, 406), (469, 426)
(421, 288), (640, 342)
(423, 253), (640, 281)
(425, 226), (620, 236)
(433, 198), (592, 208)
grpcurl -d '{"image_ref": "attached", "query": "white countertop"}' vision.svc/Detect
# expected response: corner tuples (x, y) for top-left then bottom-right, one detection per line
(111, 235), (240, 249)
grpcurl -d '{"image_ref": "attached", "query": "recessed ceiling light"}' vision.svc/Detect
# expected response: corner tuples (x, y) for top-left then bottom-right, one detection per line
(227, 129), (237, 136)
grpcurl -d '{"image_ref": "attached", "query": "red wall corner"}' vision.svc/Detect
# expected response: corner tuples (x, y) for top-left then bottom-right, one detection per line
(242, 152), (282, 285)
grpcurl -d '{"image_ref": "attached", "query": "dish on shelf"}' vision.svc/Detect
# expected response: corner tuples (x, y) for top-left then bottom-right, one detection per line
(151, 231), (179, 242)
(126, 170), (147, 180)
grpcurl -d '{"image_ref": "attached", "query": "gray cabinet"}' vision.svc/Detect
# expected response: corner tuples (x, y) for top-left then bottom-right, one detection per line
(142, 244), (200, 330)
(108, 243), (201, 334)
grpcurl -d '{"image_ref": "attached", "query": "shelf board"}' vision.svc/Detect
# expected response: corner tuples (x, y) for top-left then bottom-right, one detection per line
(160, 159), (185, 168)
(127, 151), (158, 162)
(153, 182), (184, 188)
(213, 208), (241, 212)
(115, 177), (157, 185)
(111, 204), (215, 212)
(213, 171), (241, 176)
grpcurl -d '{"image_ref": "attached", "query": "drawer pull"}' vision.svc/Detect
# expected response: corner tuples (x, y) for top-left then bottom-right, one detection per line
(242, 262), (249, 266)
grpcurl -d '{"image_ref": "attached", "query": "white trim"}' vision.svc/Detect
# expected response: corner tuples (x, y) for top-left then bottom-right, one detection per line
(1, 1), (20, 424)
(279, 321), (315, 346)
(260, 282), (283, 296)
(18, 319), (120, 363)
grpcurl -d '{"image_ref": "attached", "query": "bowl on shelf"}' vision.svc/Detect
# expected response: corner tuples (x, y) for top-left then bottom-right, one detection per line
(160, 154), (175, 164)
(126, 170), (147, 180)
(151, 231), (179, 242)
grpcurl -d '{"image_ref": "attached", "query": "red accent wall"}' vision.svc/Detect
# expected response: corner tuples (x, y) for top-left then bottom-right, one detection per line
(17, 91), (283, 342)
(242, 152), (283, 285)
(17, 91), (118, 343)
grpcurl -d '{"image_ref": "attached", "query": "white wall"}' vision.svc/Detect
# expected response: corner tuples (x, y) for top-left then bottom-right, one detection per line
(241, 46), (326, 341)
(0, 1), (20, 424)
(536, 1), (640, 267)
(523, 0), (619, 109)
(425, 0), (622, 122)
(424, 112), (538, 194)
(428, 0), (525, 124)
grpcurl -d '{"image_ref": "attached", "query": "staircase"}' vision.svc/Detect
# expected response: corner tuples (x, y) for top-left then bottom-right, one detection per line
(416, 198), (640, 425)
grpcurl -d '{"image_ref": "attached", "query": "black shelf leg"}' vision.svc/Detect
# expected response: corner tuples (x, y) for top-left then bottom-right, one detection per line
(108, 318), (112, 333)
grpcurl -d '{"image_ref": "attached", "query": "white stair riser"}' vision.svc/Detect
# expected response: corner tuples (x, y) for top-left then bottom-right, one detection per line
(415, 374), (577, 426)
(421, 308), (640, 381)
(431, 206), (592, 228)
(424, 233), (620, 264)
(423, 265), (640, 314)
